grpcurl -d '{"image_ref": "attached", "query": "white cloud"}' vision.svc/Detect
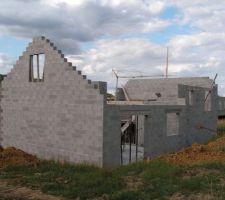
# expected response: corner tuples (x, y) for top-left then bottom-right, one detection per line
(43, 0), (91, 7)
(147, 1), (165, 15)
(0, 0), (170, 53)
(68, 38), (170, 91)
(143, 20), (170, 32)
(0, 54), (15, 74)
(172, 0), (225, 32)
(68, 32), (225, 95)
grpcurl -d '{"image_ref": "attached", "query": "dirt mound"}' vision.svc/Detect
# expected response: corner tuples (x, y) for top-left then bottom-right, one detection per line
(0, 147), (39, 168)
(162, 135), (225, 166)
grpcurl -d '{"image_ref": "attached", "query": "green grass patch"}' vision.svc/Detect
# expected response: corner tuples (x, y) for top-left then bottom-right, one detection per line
(1, 159), (225, 199)
(0, 161), (123, 199)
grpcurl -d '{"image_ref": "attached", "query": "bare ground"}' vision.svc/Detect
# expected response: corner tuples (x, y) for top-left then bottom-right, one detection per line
(0, 180), (66, 200)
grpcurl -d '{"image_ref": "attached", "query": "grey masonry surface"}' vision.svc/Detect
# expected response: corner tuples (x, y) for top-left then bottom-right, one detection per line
(113, 84), (217, 159)
(0, 82), (2, 145)
(218, 96), (225, 117)
(124, 77), (214, 103)
(117, 79), (218, 158)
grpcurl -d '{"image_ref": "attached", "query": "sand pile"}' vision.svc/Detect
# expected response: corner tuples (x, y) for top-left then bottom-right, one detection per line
(0, 147), (39, 168)
(162, 135), (225, 166)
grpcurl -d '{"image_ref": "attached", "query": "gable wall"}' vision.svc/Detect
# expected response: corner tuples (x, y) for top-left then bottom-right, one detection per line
(1, 37), (105, 166)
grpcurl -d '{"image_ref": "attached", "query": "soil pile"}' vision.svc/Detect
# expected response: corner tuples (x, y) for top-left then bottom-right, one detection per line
(0, 147), (39, 168)
(162, 135), (225, 166)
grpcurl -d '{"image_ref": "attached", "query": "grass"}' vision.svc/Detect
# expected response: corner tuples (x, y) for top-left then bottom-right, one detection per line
(0, 162), (124, 199)
(1, 160), (225, 199)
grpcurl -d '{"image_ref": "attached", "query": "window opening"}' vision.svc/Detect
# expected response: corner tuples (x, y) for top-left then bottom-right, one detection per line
(30, 54), (45, 82)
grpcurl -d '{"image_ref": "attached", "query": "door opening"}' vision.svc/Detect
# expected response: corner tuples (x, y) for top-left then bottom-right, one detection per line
(120, 114), (144, 165)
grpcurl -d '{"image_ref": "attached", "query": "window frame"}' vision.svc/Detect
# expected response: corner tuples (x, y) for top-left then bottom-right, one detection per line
(29, 53), (45, 82)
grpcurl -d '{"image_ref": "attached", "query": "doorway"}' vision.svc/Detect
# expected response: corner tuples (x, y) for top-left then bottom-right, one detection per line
(120, 115), (144, 165)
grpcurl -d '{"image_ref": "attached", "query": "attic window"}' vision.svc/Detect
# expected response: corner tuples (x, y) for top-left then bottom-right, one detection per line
(29, 54), (45, 82)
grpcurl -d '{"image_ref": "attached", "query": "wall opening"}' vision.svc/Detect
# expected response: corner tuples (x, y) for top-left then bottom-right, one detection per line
(166, 112), (180, 136)
(29, 54), (45, 82)
(120, 114), (144, 165)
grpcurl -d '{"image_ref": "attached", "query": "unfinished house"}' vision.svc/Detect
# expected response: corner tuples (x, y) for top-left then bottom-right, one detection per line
(0, 37), (220, 167)
(114, 78), (218, 164)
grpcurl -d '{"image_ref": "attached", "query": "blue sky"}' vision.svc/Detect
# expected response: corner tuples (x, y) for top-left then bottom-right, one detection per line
(160, 6), (177, 20)
(0, 36), (30, 57)
(0, 0), (225, 94)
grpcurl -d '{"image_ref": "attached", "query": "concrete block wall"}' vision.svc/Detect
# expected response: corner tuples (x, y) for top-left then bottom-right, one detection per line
(1, 37), (105, 166)
(142, 101), (215, 158)
(114, 83), (217, 160)
(143, 106), (187, 158)
(144, 85), (217, 158)
(218, 97), (225, 111)
(109, 105), (187, 160)
(0, 83), (2, 145)
(218, 97), (225, 117)
(103, 105), (121, 166)
(104, 79), (218, 164)
(124, 77), (214, 104)
(179, 84), (217, 144)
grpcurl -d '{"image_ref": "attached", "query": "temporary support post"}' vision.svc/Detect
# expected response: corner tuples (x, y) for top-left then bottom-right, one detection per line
(120, 130), (123, 165)
(204, 73), (218, 103)
(115, 76), (118, 100)
(129, 128), (132, 164)
(135, 115), (138, 162)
